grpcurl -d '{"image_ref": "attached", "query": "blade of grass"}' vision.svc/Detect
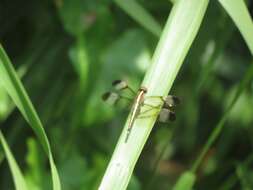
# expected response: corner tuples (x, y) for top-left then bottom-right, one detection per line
(172, 62), (253, 190)
(172, 171), (196, 190)
(0, 131), (28, 190)
(195, 16), (234, 93)
(0, 44), (61, 190)
(218, 0), (253, 55)
(114, 0), (162, 37)
(218, 154), (253, 190)
(99, 0), (209, 189)
(191, 62), (253, 173)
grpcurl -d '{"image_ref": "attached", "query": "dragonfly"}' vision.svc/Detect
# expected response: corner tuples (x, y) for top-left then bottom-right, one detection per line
(102, 80), (180, 143)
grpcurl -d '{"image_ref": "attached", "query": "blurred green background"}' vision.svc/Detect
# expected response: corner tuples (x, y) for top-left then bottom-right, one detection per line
(0, 0), (252, 189)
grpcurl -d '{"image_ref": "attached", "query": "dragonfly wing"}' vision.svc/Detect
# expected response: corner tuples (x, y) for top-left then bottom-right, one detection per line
(163, 95), (180, 108)
(102, 92), (120, 105)
(158, 108), (176, 123)
(112, 80), (128, 90)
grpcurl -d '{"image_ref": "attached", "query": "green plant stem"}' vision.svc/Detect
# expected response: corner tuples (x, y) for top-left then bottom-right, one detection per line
(218, 0), (253, 55)
(0, 131), (28, 190)
(114, 0), (162, 37)
(0, 44), (61, 190)
(218, 153), (253, 190)
(99, 0), (209, 189)
(191, 116), (227, 173)
(191, 63), (253, 173)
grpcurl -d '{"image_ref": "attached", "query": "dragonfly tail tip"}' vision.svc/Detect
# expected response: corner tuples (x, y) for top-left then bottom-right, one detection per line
(124, 129), (131, 143)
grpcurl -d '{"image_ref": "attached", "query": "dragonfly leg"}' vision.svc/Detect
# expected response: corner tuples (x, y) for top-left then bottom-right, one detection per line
(138, 107), (160, 119)
(139, 105), (160, 115)
(145, 96), (165, 102)
(119, 95), (134, 102)
(138, 114), (158, 119)
(126, 86), (137, 95)
(143, 103), (161, 109)
(138, 110), (176, 123)
(112, 79), (137, 97)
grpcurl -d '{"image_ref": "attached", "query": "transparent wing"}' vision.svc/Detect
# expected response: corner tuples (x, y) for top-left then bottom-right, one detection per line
(102, 92), (121, 105)
(158, 108), (176, 123)
(112, 80), (128, 90)
(112, 80), (136, 95)
(163, 95), (180, 109)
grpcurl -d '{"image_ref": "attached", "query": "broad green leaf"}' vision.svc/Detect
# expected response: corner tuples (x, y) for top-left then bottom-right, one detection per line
(172, 171), (196, 190)
(0, 131), (28, 190)
(219, 0), (253, 54)
(0, 44), (61, 190)
(114, 0), (162, 37)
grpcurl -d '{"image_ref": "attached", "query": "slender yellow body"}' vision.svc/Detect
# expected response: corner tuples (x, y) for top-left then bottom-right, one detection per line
(125, 88), (146, 142)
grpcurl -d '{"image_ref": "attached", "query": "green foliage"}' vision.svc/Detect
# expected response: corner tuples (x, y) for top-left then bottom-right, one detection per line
(0, 84), (10, 120)
(191, 64), (253, 173)
(0, 45), (61, 189)
(219, 0), (253, 54)
(99, 0), (209, 189)
(236, 163), (253, 190)
(0, 0), (252, 189)
(25, 138), (48, 190)
(172, 171), (196, 190)
(0, 131), (28, 190)
(114, 0), (162, 37)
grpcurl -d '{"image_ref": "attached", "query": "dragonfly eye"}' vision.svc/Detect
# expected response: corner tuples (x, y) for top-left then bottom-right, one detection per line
(102, 92), (120, 105)
(112, 80), (128, 90)
(163, 95), (180, 108)
(159, 108), (176, 123)
(139, 86), (147, 93)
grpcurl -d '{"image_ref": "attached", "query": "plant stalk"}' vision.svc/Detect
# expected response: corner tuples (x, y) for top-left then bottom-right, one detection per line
(99, 0), (209, 189)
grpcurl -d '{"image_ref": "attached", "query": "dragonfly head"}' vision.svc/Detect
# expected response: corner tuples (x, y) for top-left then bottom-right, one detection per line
(139, 86), (147, 93)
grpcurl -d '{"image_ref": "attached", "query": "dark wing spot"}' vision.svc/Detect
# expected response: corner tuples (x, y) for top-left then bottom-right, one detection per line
(112, 80), (128, 90)
(102, 92), (120, 105)
(112, 80), (123, 86)
(171, 95), (181, 105)
(168, 111), (176, 121)
(102, 92), (111, 101)
(159, 108), (176, 123)
(164, 95), (180, 108)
